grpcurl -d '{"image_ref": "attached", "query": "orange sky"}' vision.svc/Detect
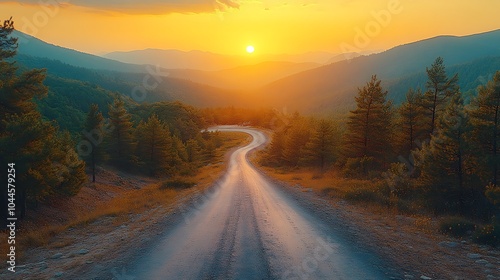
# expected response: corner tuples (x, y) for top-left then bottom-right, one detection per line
(1, 0), (499, 56)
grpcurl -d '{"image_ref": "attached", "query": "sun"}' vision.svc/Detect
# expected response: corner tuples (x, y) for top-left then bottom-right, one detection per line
(246, 45), (255, 54)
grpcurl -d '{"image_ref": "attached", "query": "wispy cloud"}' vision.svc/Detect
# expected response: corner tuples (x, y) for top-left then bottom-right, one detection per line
(0, 0), (242, 14)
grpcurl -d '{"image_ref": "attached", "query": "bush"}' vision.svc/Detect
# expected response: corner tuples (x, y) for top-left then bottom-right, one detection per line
(342, 156), (376, 178)
(473, 223), (500, 247)
(439, 217), (477, 237)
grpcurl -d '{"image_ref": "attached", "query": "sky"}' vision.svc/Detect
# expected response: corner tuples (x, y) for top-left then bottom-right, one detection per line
(1, 0), (500, 56)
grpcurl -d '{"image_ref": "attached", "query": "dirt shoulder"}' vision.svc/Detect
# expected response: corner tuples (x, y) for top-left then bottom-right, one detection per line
(253, 165), (500, 280)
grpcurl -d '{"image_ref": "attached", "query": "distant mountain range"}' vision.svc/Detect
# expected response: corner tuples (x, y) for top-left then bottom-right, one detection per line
(103, 49), (343, 71)
(254, 29), (500, 113)
(12, 29), (500, 116)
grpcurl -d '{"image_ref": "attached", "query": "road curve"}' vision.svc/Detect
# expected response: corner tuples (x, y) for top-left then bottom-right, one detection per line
(128, 126), (390, 280)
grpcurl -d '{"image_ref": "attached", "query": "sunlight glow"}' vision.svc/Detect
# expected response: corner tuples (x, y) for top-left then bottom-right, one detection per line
(246, 45), (255, 54)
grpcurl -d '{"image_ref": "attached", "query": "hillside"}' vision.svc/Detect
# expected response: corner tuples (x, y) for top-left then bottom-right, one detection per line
(256, 29), (500, 113)
(167, 61), (320, 90)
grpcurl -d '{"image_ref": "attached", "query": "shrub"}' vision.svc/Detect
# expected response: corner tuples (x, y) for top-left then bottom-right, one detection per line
(439, 217), (477, 237)
(473, 223), (500, 247)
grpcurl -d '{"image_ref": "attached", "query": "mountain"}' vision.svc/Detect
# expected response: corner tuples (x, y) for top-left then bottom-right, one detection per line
(103, 49), (336, 71)
(167, 61), (320, 90)
(256, 29), (500, 113)
(13, 31), (145, 73)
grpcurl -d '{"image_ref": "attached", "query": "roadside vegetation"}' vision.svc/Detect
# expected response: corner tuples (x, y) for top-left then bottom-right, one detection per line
(258, 59), (500, 247)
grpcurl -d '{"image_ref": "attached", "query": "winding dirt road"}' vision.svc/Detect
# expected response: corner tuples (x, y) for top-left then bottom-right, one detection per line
(128, 126), (392, 279)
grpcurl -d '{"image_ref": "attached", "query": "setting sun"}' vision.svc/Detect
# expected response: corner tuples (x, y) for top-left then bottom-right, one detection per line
(246, 45), (255, 54)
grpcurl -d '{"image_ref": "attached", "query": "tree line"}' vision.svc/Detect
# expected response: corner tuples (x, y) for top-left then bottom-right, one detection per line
(0, 19), (221, 223)
(263, 56), (500, 222)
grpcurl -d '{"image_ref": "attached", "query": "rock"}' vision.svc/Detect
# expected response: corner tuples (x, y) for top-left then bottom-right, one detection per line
(420, 276), (432, 280)
(86, 260), (94, 264)
(39, 262), (48, 270)
(54, 272), (63, 278)
(476, 259), (489, 264)
(487, 275), (496, 279)
(468, 253), (482, 259)
(404, 275), (415, 279)
(486, 263), (496, 269)
(439, 241), (459, 248)
(78, 249), (89, 255)
(50, 253), (63, 259)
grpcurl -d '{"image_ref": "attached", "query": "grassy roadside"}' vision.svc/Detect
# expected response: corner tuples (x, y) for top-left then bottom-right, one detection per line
(1, 131), (252, 263)
(251, 155), (500, 279)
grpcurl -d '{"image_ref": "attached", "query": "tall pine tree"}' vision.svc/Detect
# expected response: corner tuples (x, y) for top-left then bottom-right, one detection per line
(304, 119), (338, 170)
(422, 57), (459, 134)
(107, 98), (134, 167)
(417, 94), (478, 215)
(0, 18), (86, 220)
(135, 114), (174, 176)
(470, 71), (500, 186)
(83, 104), (104, 182)
(396, 88), (428, 156)
(343, 75), (393, 173)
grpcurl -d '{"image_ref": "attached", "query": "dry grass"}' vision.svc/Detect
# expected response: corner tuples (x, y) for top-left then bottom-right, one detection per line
(0, 131), (251, 261)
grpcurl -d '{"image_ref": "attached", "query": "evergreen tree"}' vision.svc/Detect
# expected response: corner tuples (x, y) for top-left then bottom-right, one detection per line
(186, 139), (201, 163)
(343, 75), (393, 172)
(283, 119), (312, 167)
(83, 104), (104, 182)
(107, 98), (134, 167)
(265, 128), (287, 165)
(470, 71), (500, 186)
(417, 94), (478, 215)
(0, 18), (86, 221)
(396, 88), (428, 156)
(422, 57), (459, 134)
(304, 119), (338, 170)
(135, 114), (173, 176)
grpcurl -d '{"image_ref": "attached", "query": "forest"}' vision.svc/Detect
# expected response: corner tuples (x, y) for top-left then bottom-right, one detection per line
(261, 57), (500, 245)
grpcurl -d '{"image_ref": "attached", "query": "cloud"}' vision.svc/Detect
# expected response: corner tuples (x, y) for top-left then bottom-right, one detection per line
(1, 0), (241, 14)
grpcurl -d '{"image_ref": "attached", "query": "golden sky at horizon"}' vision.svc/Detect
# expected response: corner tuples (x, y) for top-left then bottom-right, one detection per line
(1, 0), (499, 56)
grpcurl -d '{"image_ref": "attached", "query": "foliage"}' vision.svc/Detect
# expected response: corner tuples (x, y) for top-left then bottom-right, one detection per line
(469, 71), (500, 186)
(343, 75), (393, 175)
(421, 57), (459, 134)
(0, 19), (86, 220)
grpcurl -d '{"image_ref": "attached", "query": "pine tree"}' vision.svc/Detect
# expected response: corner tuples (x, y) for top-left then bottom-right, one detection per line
(83, 104), (104, 182)
(343, 75), (393, 172)
(304, 119), (338, 170)
(186, 139), (201, 163)
(265, 128), (287, 165)
(422, 57), (459, 134)
(107, 98), (134, 167)
(470, 71), (500, 186)
(135, 114), (174, 176)
(396, 88), (428, 156)
(283, 119), (312, 167)
(0, 18), (86, 221)
(417, 93), (478, 215)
